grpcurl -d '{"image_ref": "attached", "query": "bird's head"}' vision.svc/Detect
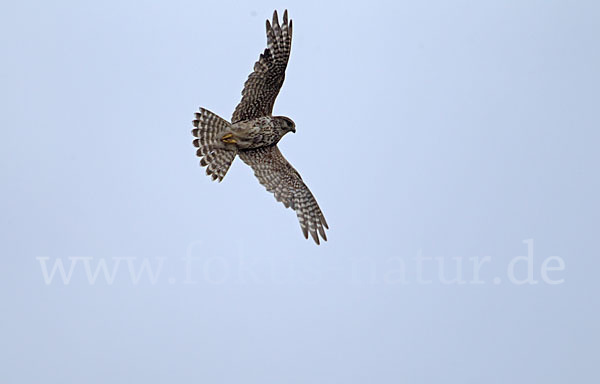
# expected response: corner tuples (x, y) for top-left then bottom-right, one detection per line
(275, 116), (296, 134)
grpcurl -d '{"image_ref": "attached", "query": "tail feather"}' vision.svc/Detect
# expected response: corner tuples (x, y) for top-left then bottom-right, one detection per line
(192, 108), (237, 182)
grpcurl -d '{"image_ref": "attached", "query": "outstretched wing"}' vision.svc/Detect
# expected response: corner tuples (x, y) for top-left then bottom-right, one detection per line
(232, 10), (292, 123)
(239, 145), (329, 245)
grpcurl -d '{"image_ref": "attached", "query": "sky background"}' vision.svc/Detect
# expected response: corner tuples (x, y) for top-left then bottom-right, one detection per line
(1, 0), (599, 382)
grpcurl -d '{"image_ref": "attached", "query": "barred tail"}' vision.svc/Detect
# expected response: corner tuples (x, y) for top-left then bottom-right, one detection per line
(192, 108), (237, 182)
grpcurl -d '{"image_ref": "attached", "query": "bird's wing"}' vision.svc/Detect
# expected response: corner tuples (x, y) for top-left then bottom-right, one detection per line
(239, 145), (328, 245)
(231, 10), (292, 123)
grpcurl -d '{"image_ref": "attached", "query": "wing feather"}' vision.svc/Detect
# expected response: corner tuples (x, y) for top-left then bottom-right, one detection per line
(232, 10), (292, 123)
(239, 145), (328, 245)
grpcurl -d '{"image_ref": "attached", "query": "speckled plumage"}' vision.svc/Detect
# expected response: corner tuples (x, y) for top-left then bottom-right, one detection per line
(191, 10), (328, 244)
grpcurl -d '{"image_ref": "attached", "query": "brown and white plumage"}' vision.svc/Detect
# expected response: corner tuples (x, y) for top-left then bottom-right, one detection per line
(192, 108), (237, 182)
(232, 10), (292, 123)
(238, 146), (329, 245)
(192, 10), (329, 244)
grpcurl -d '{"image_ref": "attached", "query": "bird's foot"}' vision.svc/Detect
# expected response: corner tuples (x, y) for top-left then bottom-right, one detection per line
(221, 133), (237, 144)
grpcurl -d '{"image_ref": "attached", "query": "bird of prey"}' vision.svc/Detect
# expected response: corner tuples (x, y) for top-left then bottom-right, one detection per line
(192, 10), (329, 244)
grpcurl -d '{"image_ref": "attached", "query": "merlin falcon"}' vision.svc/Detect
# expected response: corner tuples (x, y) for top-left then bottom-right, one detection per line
(192, 10), (329, 244)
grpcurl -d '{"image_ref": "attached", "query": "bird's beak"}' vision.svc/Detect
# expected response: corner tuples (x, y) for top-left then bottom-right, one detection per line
(291, 127), (296, 133)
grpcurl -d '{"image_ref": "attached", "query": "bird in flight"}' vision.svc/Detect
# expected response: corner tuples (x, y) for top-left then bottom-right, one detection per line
(192, 10), (329, 244)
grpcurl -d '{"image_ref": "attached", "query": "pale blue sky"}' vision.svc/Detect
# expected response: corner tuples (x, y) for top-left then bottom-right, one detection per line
(1, 0), (599, 383)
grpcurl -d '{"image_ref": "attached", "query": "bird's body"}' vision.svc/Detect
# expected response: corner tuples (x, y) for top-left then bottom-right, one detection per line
(229, 116), (295, 150)
(192, 10), (329, 244)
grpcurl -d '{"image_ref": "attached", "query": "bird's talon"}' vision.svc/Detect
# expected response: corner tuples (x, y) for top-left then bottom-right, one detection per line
(221, 133), (237, 144)
(222, 133), (237, 144)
